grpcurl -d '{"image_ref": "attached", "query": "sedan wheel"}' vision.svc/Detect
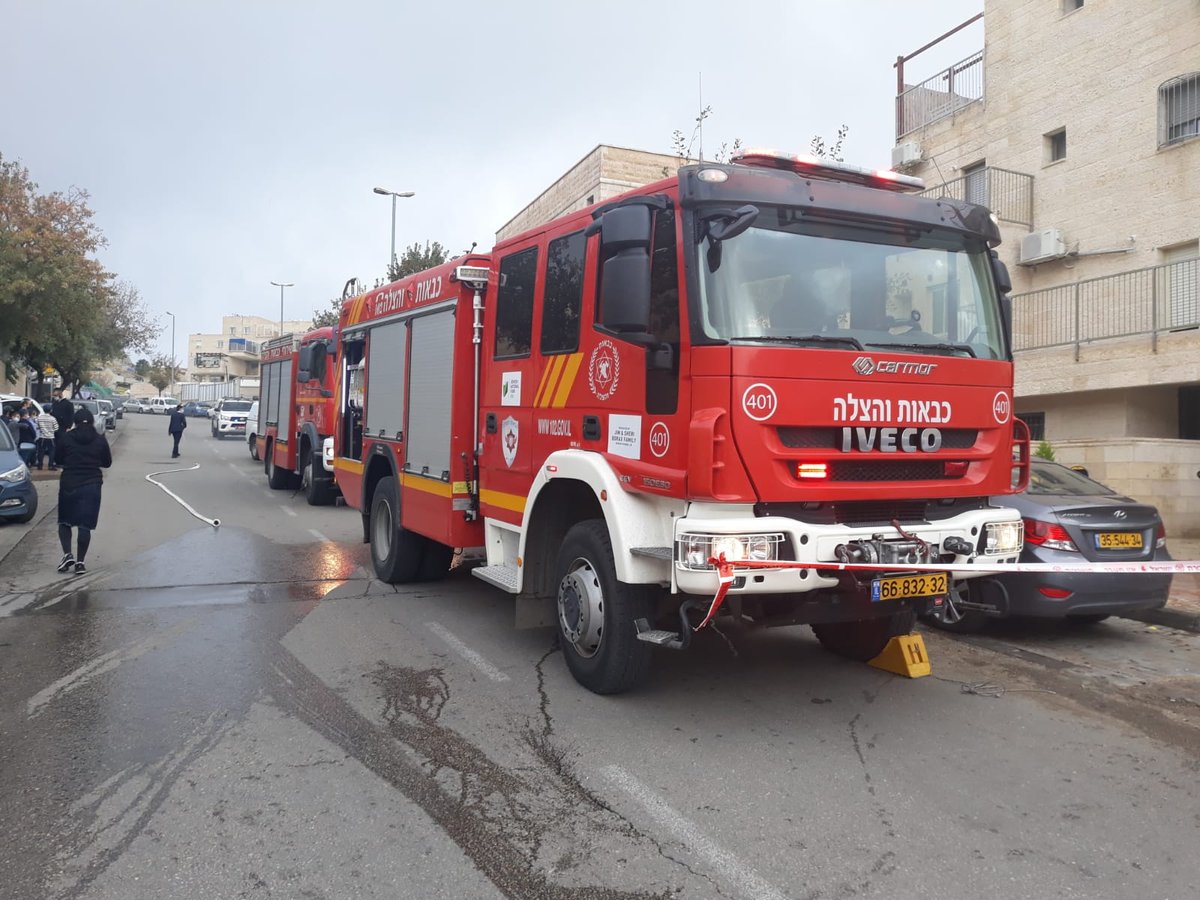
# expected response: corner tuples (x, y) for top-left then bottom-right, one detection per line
(921, 583), (988, 633)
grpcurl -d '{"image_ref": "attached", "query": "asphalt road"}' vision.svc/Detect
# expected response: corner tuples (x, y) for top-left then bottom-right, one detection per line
(1, 414), (1198, 899)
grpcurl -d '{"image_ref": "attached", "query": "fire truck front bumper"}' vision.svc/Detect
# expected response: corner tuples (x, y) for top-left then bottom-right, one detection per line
(672, 504), (1023, 596)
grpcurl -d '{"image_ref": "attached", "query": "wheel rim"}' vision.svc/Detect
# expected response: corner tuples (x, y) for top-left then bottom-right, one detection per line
(372, 495), (393, 560)
(302, 455), (312, 490)
(558, 557), (605, 658)
(934, 584), (969, 625)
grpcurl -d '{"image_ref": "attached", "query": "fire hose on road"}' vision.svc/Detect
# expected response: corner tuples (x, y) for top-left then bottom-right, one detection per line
(145, 464), (221, 529)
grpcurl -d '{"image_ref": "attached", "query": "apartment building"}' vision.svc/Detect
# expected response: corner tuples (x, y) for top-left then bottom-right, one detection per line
(892, 0), (1199, 537)
(183, 315), (312, 383)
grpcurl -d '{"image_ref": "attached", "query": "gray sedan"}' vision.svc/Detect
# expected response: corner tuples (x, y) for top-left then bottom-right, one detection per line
(924, 460), (1171, 631)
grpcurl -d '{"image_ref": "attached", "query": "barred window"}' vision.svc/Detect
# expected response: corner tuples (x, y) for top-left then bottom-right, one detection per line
(1159, 73), (1200, 148)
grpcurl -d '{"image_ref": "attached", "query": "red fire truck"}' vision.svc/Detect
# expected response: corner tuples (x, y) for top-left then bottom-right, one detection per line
(258, 327), (339, 504)
(334, 150), (1029, 694)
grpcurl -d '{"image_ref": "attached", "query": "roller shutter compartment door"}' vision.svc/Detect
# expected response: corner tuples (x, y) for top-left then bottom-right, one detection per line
(405, 310), (455, 480)
(365, 319), (408, 441)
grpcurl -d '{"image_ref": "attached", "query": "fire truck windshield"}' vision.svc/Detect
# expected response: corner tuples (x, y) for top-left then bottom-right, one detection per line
(695, 209), (1007, 360)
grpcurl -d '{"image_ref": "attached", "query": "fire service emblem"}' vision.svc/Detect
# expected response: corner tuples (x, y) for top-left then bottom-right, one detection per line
(588, 340), (621, 401)
(501, 416), (518, 468)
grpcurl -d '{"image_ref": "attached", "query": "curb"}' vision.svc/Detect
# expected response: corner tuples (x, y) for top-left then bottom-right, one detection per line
(1122, 606), (1200, 634)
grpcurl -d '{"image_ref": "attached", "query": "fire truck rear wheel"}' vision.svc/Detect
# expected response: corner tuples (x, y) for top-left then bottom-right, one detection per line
(554, 520), (653, 695)
(418, 542), (454, 582)
(811, 609), (917, 662)
(369, 475), (426, 583)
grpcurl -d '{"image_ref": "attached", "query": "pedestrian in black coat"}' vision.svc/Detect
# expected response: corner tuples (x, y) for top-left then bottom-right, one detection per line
(168, 404), (187, 458)
(54, 407), (112, 575)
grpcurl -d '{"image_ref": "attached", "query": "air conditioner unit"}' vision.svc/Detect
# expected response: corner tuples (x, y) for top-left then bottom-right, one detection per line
(1018, 228), (1068, 266)
(891, 141), (922, 168)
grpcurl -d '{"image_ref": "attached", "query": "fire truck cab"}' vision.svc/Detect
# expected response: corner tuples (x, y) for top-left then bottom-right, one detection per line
(337, 150), (1027, 694)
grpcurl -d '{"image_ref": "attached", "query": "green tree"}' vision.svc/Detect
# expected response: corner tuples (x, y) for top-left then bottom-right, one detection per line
(311, 295), (343, 329)
(147, 353), (173, 396)
(134, 358), (151, 378)
(387, 240), (449, 282)
(0, 157), (155, 387)
(810, 125), (849, 162)
(1034, 440), (1057, 461)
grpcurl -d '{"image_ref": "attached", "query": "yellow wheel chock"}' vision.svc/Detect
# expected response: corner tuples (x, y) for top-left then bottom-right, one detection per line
(868, 633), (931, 678)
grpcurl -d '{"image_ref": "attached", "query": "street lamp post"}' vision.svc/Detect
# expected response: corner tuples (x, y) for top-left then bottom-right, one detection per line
(372, 186), (415, 275)
(270, 281), (294, 336)
(165, 311), (176, 397)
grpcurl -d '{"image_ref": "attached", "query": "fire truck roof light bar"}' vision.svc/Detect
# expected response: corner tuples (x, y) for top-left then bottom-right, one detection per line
(731, 148), (926, 193)
(454, 265), (490, 286)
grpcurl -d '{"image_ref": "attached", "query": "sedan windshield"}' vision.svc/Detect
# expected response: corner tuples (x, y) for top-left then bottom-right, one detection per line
(696, 207), (1006, 360)
(1026, 462), (1117, 496)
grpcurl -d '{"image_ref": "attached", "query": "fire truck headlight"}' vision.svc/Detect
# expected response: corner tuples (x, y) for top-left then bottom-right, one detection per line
(678, 533), (782, 570)
(984, 521), (1023, 555)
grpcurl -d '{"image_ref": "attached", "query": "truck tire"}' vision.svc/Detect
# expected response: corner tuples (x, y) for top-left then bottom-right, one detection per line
(248, 433), (259, 461)
(811, 609), (917, 662)
(302, 447), (334, 506)
(554, 520), (654, 695)
(266, 444), (291, 490)
(369, 475), (426, 583)
(418, 541), (454, 581)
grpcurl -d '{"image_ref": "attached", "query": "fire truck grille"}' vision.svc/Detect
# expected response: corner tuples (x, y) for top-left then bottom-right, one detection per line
(833, 501), (930, 525)
(777, 427), (978, 450)
(828, 460), (956, 482)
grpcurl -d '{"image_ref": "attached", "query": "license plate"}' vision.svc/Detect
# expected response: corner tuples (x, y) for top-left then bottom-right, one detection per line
(1095, 532), (1143, 550)
(871, 572), (948, 602)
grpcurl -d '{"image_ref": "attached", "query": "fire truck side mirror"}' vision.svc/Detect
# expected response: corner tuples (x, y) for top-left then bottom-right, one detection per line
(597, 206), (652, 335)
(990, 253), (1012, 295)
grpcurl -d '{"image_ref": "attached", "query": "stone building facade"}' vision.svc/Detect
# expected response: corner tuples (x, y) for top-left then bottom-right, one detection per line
(183, 315), (312, 383)
(892, 0), (1200, 537)
(496, 145), (686, 242)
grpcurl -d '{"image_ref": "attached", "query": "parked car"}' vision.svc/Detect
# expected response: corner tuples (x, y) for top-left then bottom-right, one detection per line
(0, 395), (46, 419)
(122, 398), (149, 413)
(0, 422), (38, 524)
(148, 397), (178, 415)
(70, 399), (109, 430)
(923, 460), (1172, 631)
(96, 399), (117, 430)
(246, 401), (261, 460)
(210, 398), (253, 439)
(182, 401), (211, 417)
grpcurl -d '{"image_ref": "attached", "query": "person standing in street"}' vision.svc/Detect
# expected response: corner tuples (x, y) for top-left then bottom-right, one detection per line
(54, 407), (112, 575)
(50, 389), (74, 450)
(168, 403), (187, 458)
(34, 405), (59, 470)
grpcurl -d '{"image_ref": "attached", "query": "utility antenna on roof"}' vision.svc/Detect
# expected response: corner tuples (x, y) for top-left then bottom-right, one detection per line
(697, 72), (704, 162)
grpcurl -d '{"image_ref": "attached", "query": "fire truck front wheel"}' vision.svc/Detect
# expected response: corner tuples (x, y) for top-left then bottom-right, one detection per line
(554, 520), (654, 695)
(810, 608), (917, 662)
(369, 476), (426, 583)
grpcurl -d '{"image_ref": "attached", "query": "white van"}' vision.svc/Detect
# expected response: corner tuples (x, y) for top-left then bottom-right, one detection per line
(148, 397), (178, 415)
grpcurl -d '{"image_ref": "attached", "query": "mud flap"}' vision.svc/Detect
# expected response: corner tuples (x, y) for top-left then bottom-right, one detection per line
(868, 633), (931, 678)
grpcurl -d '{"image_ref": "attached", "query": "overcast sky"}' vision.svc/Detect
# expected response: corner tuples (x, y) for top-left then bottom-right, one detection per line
(4, 1), (982, 359)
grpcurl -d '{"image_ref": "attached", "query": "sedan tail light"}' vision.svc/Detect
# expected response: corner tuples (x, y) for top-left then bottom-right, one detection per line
(1023, 518), (1078, 552)
(1156, 522), (1167, 549)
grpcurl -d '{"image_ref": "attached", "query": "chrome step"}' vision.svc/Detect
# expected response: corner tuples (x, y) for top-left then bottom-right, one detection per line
(630, 546), (673, 560)
(635, 617), (686, 649)
(472, 564), (519, 593)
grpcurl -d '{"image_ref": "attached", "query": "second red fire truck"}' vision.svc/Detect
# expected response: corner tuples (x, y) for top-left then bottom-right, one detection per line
(332, 150), (1029, 694)
(258, 327), (339, 504)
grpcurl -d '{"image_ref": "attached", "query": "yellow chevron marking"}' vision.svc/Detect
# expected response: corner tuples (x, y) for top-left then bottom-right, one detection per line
(550, 353), (583, 408)
(535, 355), (565, 407)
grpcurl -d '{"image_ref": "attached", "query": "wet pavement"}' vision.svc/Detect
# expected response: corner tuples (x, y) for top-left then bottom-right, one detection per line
(1, 415), (1199, 899)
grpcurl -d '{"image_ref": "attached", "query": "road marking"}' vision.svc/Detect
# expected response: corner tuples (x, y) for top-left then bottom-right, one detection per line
(280, 506), (298, 517)
(26, 621), (195, 718)
(602, 765), (788, 900)
(425, 621), (510, 682)
(308, 529), (330, 542)
(228, 463), (250, 478)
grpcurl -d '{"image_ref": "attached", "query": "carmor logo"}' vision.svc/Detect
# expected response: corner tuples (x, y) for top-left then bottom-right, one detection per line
(852, 356), (938, 377)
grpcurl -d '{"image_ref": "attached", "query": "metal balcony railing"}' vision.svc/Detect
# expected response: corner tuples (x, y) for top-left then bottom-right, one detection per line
(919, 166), (1034, 228)
(896, 51), (984, 139)
(1012, 257), (1200, 357)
